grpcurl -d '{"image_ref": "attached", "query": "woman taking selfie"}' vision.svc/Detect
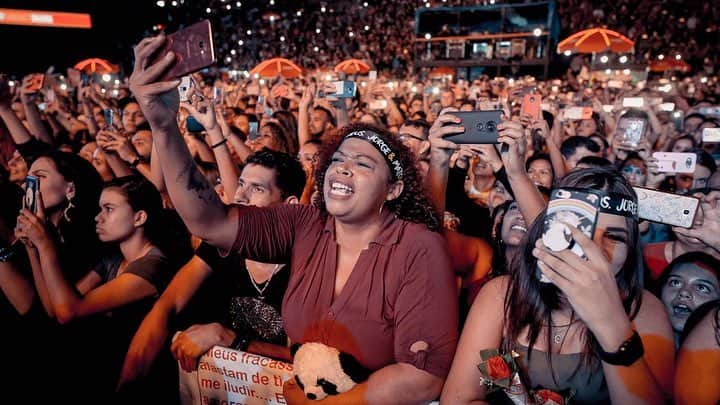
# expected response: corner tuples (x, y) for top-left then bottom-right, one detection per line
(441, 168), (674, 404)
(128, 33), (458, 404)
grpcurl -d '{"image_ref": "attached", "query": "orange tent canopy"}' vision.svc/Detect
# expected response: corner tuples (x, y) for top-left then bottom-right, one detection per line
(649, 59), (691, 73)
(249, 58), (303, 78)
(428, 66), (455, 78)
(334, 59), (371, 75)
(557, 28), (634, 54)
(74, 58), (119, 74)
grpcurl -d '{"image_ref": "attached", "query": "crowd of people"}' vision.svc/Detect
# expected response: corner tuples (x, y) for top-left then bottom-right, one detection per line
(154, 0), (720, 76)
(1, 3), (720, 405)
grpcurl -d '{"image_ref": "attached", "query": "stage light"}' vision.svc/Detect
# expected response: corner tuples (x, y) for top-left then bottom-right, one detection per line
(230, 49), (236, 55)
(424, 33), (431, 40)
(296, 11), (302, 16)
(658, 54), (665, 60)
(238, 40), (244, 45)
(364, 25), (369, 31)
(619, 55), (628, 63)
(102, 74), (111, 82)
(425, 2), (431, 7)
(321, 6), (326, 12)
(533, 28), (542, 37)
(269, 0), (275, 4)
(225, 56), (232, 63)
(701, 77), (708, 83)
(600, 55), (609, 63)
(316, 28), (321, 34)
(363, 2), (368, 6)
(313, 46), (319, 52)
(622, 69), (631, 75)
(226, 4), (232, 10)
(8, 81), (15, 87)
(156, 0), (165, 7)
(114, 79), (120, 85)
(563, 50), (571, 56)
(605, 69), (612, 75)
(60, 83), (67, 90)
(206, 7), (211, 13)
(259, 79), (266, 85)
(675, 54), (682, 60)
(236, 2), (241, 7)
(348, 32), (354, 37)
(171, 1), (178, 6)
(246, 29), (252, 35)
(280, 36), (285, 41)
(253, 73), (259, 79)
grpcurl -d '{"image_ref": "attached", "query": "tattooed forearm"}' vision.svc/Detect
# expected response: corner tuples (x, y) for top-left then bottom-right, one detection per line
(178, 162), (220, 203)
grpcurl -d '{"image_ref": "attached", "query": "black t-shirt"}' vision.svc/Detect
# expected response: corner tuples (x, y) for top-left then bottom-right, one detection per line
(184, 241), (289, 345)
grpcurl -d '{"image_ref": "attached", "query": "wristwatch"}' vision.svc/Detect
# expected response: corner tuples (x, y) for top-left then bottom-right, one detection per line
(597, 330), (644, 366)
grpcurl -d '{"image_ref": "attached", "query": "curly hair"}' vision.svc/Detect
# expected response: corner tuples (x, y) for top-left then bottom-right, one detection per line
(313, 123), (441, 232)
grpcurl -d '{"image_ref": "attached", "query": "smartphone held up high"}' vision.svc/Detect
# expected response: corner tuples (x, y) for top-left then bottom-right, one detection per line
(152, 20), (216, 81)
(444, 110), (503, 144)
(24, 176), (40, 214)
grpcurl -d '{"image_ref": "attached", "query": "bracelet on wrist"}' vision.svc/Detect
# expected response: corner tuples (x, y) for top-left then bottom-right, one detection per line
(597, 329), (644, 366)
(211, 138), (228, 149)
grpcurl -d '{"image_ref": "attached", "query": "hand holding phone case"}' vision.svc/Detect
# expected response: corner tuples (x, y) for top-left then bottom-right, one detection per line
(521, 93), (541, 120)
(445, 110), (502, 144)
(539, 188), (600, 283)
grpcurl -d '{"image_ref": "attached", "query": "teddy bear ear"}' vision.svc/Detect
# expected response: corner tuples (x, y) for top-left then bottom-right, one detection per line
(338, 352), (371, 383)
(290, 343), (302, 358)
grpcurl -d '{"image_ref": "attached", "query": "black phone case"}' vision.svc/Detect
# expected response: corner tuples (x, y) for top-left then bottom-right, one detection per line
(153, 20), (216, 81)
(541, 188), (600, 256)
(445, 110), (502, 144)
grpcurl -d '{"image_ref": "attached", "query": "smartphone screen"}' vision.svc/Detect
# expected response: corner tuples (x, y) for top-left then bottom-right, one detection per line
(539, 188), (600, 282)
(186, 116), (205, 133)
(24, 176), (39, 213)
(444, 110), (502, 144)
(248, 122), (259, 140)
(617, 118), (646, 148)
(622, 97), (644, 108)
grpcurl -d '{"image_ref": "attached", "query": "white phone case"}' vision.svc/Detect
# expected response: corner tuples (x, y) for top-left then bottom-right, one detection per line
(652, 152), (697, 174)
(633, 187), (700, 228)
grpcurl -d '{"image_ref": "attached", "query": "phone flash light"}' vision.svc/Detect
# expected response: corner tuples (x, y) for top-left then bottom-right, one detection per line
(673, 111), (682, 118)
(432, 87), (440, 95)
(60, 83), (67, 90)
(259, 79), (266, 85)
(701, 77), (708, 83)
(325, 75), (332, 81)
(253, 73), (260, 79)
(411, 86), (417, 93)
(8, 81), (15, 87)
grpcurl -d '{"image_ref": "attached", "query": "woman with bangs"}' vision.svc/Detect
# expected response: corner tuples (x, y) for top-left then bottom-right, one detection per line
(442, 168), (675, 404)
(127, 32), (458, 404)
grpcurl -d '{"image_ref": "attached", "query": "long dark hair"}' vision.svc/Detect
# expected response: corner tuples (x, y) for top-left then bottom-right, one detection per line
(503, 168), (643, 375)
(314, 123), (441, 232)
(104, 176), (191, 266)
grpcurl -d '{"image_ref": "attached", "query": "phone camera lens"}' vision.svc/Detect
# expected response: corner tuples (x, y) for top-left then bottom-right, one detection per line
(475, 122), (485, 131)
(486, 121), (497, 131)
(683, 209), (690, 215)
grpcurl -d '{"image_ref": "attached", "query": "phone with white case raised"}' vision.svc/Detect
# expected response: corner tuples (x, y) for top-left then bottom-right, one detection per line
(633, 187), (700, 228)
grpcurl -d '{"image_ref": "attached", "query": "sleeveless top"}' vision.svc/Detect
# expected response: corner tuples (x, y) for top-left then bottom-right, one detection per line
(516, 345), (610, 404)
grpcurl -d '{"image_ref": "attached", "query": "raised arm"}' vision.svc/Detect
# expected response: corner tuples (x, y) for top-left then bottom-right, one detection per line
(426, 111), (464, 217)
(19, 77), (53, 144)
(298, 83), (315, 146)
(182, 98), (240, 200)
(128, 34), (237, 251)
(0, 76), (35, 145)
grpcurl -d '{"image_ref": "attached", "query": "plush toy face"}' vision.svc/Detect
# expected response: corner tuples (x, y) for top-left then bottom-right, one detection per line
(292, 342), (366, 401)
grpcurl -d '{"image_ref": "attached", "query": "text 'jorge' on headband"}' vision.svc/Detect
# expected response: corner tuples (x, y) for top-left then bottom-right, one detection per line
(343, 130), (404, 181)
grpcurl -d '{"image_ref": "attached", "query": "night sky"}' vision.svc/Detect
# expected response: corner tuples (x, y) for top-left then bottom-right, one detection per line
(0, 0), (163, 76)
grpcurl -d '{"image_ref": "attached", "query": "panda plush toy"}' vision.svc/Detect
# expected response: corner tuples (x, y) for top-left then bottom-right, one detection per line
(291, 342), (370, 400)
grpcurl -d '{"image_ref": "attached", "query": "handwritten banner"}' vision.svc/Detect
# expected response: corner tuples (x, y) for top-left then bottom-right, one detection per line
(179, 346), (294, 405)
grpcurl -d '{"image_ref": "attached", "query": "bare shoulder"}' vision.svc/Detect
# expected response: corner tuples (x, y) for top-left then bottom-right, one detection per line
(633, 290), (673, 336)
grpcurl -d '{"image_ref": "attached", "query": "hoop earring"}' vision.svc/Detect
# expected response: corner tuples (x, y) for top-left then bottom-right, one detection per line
(379, 203), (384, 216)
(63, 200), (75, 222)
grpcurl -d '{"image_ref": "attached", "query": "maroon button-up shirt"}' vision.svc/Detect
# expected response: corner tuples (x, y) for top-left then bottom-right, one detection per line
(228, 204), (458, 377)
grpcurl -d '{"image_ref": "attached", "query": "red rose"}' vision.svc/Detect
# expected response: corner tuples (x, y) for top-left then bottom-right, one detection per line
(535, 389), (564, 405)
(486, 356), (511, 380)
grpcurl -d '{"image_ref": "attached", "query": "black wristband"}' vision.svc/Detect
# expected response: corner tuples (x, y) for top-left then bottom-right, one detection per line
(597, 330), (644, 366)
(211, 138), (228, 149)
(128, 156), (141, 167)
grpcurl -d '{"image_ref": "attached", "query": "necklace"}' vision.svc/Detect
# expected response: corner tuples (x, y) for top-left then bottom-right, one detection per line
(551, 313), (579, 345)
(247, 264), (282, 300)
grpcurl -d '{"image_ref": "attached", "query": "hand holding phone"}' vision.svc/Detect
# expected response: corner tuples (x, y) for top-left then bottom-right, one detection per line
(539, 188), (601, 282)
(444, 110), (502, 144)
(652, 152), (696, 174)
(248, 122), (259, 140)
(150, 20), (216, 81)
